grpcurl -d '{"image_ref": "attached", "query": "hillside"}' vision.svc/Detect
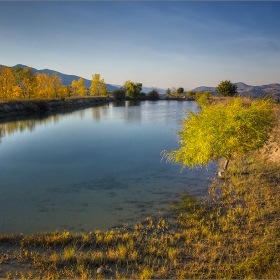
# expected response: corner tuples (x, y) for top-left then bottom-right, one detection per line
(192, 82), (280, 99)
(238, 83), (280, 99)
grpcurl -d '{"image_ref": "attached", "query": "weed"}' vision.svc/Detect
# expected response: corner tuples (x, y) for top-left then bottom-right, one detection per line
(5, 271), (11, 279)
(63, 246), (76, 262)
(140, 267), (154, 279)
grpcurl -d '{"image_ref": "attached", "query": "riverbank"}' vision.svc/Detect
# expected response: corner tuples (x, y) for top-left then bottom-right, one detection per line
(0, 99), (279, 279)
(0, 97), (112, 118)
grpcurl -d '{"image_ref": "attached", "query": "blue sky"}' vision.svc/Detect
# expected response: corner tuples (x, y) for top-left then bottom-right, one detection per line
(1, 1), (279, 90)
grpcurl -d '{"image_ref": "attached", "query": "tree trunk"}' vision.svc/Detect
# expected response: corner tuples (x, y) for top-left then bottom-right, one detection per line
(224, 159), (229, 170)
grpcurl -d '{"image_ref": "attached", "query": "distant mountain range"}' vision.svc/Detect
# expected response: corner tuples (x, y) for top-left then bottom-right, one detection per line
(191, 82), (280, 99)
(192, 82), (254, 93)
(2, 64), (279, 98)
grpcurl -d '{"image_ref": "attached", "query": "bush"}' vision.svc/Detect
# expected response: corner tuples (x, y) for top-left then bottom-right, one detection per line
(216, 80), (238, 97)
(112, 89), (126, 100)
(139, 92), (147, 100)
(147, 89), (160, 100)
(163, 97), (274, 169)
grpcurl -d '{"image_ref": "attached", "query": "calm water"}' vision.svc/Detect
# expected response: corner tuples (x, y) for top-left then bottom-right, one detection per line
(0, 100), (216, 234)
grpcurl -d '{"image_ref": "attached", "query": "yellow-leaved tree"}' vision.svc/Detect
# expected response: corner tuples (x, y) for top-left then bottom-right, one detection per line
(35, 73), (54, 99)
(51, 74), (62, 98)
(123, 80), (142, 99)
(22, 67), (37, 98)
(90, 74), (107, 96)
(163, 97), (275, 170)
(60, 85), (71, 98)
(0, 66), (17, 99)
(71, 77), (88, 97)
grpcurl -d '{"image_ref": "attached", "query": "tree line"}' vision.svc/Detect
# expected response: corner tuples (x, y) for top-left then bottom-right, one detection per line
(0, 65), (239, 101)
(112, 81), (162, 101)
(0, 66), (162, 101)
(0, 66), (109, 100)
(0, 65), (188, 101)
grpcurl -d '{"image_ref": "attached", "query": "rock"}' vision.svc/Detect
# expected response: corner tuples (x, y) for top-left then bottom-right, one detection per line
(97, 266), (104, 274)
(218, 171), (224, 178)
(1, 104), (11, 112)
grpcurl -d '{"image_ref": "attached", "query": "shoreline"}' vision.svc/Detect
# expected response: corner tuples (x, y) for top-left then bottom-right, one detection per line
(0, 97), (196, 119)
(0, 97), (113, 118)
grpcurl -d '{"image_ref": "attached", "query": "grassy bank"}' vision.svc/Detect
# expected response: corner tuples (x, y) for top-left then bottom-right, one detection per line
(0, 101), (279, 279)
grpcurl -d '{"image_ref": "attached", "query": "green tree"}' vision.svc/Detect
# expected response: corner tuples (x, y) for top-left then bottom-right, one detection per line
(123, 80), (142, 99)
(90, 74), (107, 96)
(165, 88), (171, 99)
(147, 88), (160, 100)
(139, 92), (147, 100)
(216, 80), (238, 97)
(163, 97), (274, 170)
(171, 87), (178, 98)
(112, 88), (126, 100)
(177, 87), (184, 94)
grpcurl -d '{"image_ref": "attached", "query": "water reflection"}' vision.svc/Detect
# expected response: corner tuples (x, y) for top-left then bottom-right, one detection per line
(0, 101), (147, 138)
(78, 109), (85, 119)
(0, 100), (215, 234)
(0, 112), (69, 141)
(126, 100), (141, 107)
(0, 116), (49, 137)
(112, 101), (126, 107)
(112, 100), (141, 107)
(91, 104), (110, 122)
(0, 100), (194, 139)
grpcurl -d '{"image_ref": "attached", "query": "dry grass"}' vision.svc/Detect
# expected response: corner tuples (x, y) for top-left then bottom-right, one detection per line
(260, 105), (280, 162)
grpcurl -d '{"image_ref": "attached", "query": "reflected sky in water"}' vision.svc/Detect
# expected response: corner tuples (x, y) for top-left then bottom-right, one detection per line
(0, 100), (216, 234)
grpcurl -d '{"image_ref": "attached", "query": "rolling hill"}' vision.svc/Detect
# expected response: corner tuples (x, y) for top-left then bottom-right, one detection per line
(191, 82), (280, 99)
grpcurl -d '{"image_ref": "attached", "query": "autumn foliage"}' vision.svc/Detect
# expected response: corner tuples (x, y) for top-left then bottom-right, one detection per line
(0, 66), (108, 100)
(163, 97), (274, 169)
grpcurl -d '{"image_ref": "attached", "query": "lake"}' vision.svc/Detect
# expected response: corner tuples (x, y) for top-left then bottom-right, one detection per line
(0, 100), (216, 235)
